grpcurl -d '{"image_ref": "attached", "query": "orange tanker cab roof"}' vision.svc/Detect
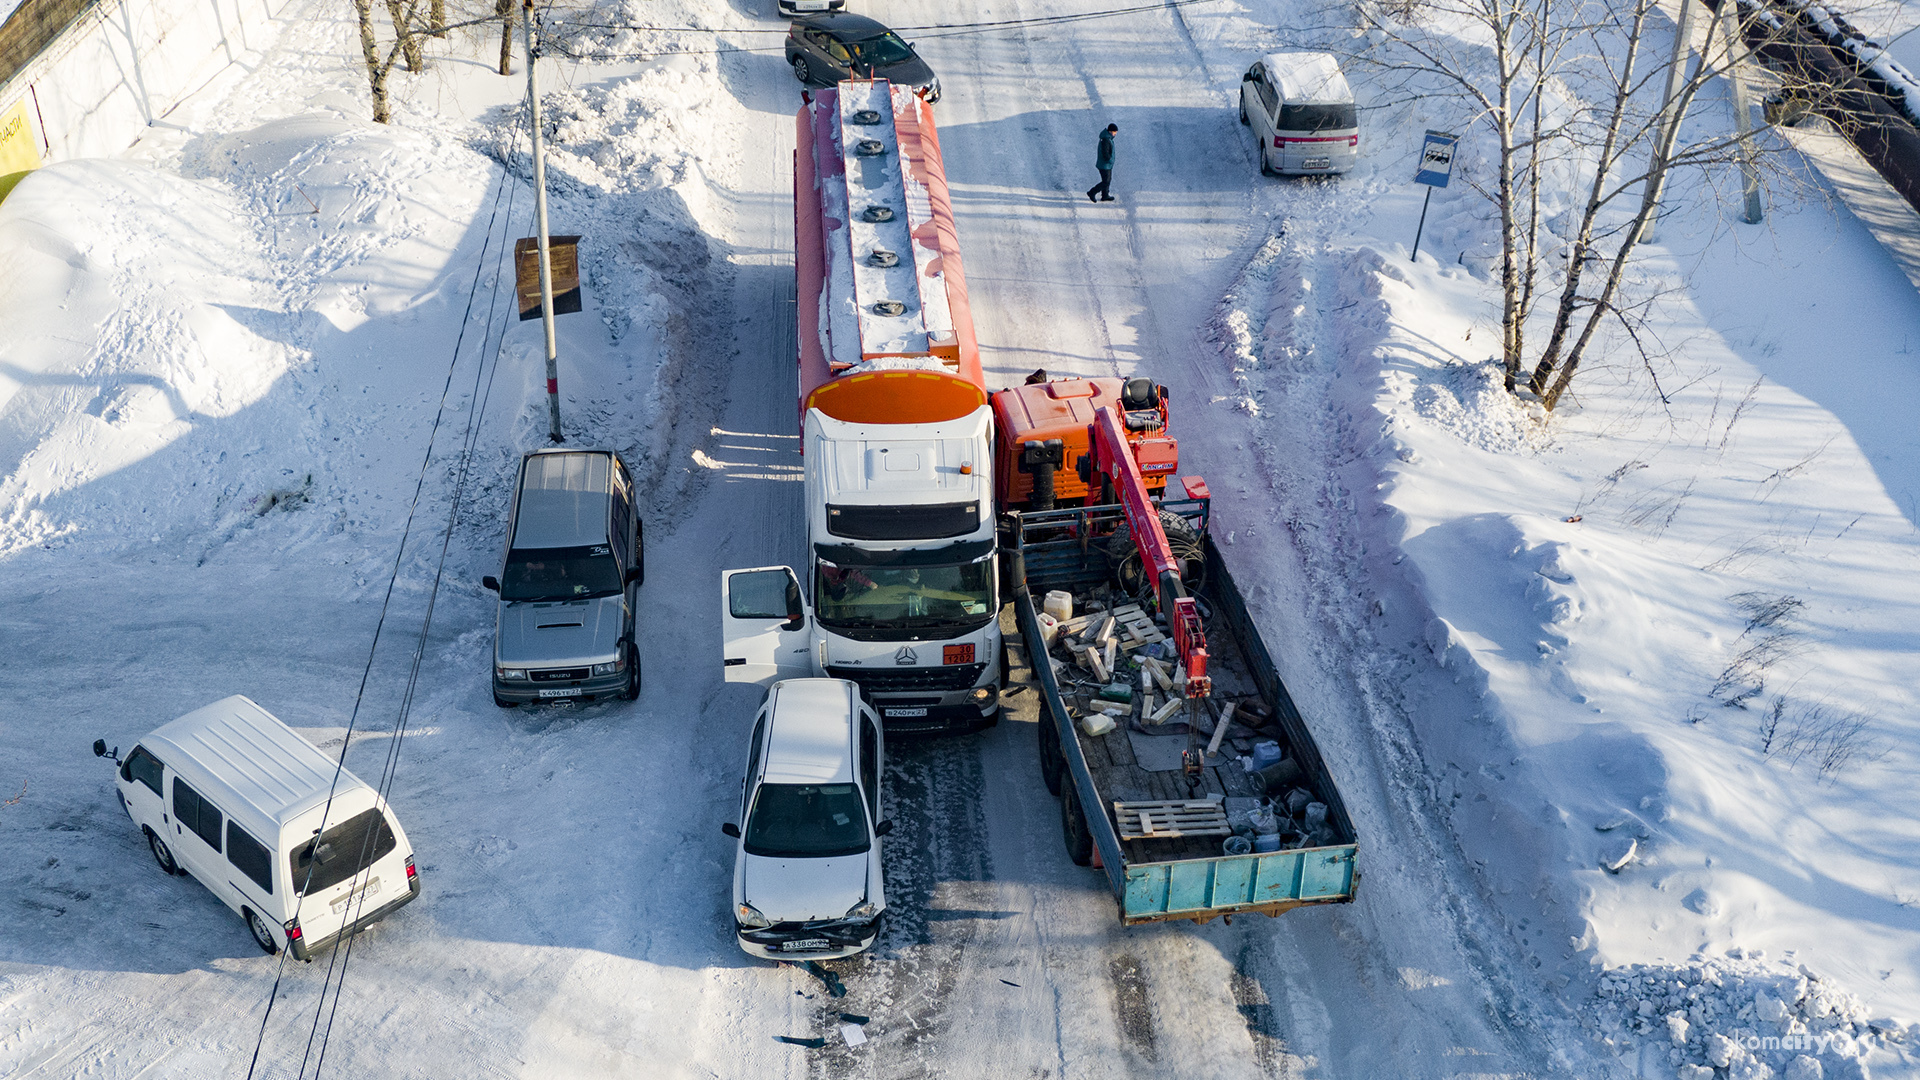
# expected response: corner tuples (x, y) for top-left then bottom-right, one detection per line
(993, 377), (1135, 444)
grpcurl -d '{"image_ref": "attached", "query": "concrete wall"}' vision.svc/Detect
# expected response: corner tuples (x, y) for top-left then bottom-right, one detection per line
(0, 0), (290, 167)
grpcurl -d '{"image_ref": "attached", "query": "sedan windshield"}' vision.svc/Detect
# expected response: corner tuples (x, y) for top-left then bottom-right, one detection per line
(501, 545), (621, 601)
(745, 783), (870, 858)
(815, 558), (992, 628)
(849, 33), (914, 68)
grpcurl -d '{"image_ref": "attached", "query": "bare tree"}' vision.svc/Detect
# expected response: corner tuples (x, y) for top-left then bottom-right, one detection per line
(1351, 0), (1801, 411)
(498, 0), (516, 75)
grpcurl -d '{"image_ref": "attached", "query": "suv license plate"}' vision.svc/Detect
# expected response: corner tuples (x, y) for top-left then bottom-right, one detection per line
(538, 688), (580, 698)
(884, 707), (929, 718)
(1303, 156), (1331, 169)
(780, 939), (832, 952)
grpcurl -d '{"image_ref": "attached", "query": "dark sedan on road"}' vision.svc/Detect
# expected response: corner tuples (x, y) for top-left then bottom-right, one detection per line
(785, 13), (941, 103)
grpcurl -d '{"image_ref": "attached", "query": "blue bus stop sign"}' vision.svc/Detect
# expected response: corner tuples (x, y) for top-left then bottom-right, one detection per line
(1415, 130), (1459, 188)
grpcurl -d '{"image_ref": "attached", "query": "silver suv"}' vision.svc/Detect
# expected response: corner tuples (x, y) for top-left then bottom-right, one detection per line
(483, 450), (644, 707)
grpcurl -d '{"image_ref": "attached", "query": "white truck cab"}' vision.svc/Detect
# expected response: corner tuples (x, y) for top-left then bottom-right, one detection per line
(722, 406), (1002, 734)
(95, 696), (420, 960)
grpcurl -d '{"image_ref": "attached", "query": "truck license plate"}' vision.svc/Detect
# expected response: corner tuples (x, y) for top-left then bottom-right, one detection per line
(884, 707), (928, 718)
(537, 688), (579, 698)
(1303, 156), (1331, 169)
(780, 938), (832, 952)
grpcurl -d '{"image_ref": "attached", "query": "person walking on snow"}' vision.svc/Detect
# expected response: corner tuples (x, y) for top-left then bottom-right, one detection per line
(1086, 123), (1118, 202)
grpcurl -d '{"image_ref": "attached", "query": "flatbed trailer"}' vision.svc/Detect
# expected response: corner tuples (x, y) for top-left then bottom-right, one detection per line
(1005, 500), (1359, 924)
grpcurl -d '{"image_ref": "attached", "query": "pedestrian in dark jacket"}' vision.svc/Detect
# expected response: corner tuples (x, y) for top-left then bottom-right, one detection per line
(1086, 123), (1118, 203)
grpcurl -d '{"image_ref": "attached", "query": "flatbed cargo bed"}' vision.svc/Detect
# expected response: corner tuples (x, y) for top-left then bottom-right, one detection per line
(1006, 500), (1359, 924)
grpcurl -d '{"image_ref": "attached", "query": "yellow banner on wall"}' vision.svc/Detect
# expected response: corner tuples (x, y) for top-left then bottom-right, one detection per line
(0, 98), (44, 204)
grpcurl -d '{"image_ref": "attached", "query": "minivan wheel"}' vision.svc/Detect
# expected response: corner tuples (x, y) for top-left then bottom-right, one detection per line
(1239, 100), (1250, 126)
(1260, 145), (1278, 177)
(246, 908), (279, 955)
(792, 57), (813, 85)
(147, 829), (180, 875)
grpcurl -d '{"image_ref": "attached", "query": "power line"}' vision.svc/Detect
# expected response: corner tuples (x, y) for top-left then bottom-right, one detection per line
(242, 112), (526, 1080)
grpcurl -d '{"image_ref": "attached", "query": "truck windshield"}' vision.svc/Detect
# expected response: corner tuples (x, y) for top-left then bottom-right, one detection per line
(815, 558), (993, 629)
(744, 783), (871, 858)
(501, 545), (622, 601)
(291, 808), (397, 896)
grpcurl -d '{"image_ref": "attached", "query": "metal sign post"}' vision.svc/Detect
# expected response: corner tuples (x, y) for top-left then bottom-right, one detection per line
(523, 0), (563, 443)
(1410, 130), (1458, 263)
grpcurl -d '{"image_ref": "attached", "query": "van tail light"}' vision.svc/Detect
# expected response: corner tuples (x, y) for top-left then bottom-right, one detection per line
(284, 917), (304, 942)
(405, 855), (417, 881)
(1273, 136), (1282, 148)
(1350, 135), (1359, 147)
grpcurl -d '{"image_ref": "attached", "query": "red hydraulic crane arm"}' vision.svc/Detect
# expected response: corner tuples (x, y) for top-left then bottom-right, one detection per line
(1087, 407), (1210, 699)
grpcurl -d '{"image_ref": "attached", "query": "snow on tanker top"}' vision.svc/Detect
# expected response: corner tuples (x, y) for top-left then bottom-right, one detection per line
(795, 81), (985, 426)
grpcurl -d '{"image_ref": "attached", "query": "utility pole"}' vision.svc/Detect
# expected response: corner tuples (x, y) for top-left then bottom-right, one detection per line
(523, 0), (563, 443)
(1718, 0), (1764, 224)
(1637, 0), (1697, 244)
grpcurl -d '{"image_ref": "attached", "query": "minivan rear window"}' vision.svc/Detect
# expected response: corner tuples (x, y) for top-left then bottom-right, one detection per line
(1278, 102), (1356, 132)
(501, 546), (622, 601)
(291, 809), (397, 896)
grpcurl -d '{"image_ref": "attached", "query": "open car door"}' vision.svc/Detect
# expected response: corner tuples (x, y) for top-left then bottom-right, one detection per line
(721, 566), (814, 687)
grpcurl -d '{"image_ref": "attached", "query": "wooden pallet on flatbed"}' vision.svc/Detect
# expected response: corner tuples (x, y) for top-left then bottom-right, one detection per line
(1114, 799), (1231, 840)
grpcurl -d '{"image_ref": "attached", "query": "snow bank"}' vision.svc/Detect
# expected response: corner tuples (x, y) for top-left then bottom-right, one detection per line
(1214, 205), (1920, 1073)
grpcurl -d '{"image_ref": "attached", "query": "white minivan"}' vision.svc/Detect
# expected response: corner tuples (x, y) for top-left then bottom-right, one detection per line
(719, 677), (889, 960)
(95, 695), (420, 960)
(1239, 51), (1359, 176)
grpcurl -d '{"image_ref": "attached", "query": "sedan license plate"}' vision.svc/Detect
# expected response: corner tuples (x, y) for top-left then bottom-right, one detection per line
(1303, 156), (1331, 169)
(780, 938), (832, 952)
(884, 707), (929, 718)
(537, 688), (580, 698)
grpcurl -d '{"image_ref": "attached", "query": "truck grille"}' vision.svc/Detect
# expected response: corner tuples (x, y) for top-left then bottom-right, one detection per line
(827, 663), (985, 694)
(530, 667), (590, 682)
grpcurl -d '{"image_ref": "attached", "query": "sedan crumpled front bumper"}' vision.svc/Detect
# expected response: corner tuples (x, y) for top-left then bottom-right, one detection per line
(736, 912), (884, 961)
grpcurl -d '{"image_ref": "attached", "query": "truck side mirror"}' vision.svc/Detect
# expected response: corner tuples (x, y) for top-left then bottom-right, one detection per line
(482, 576), (500, 592)
(874, 820), (894, 837)
(721, 823), (741, 838)
(783, 576), (805, 631)
(93, 739), (107, 758)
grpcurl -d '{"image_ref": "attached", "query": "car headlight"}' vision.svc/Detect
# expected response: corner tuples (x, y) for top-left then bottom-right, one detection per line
(736, 902), (772, 929)
(844, 898), (880, 921)
(497, 667), (527, 681)
(591, 658), (624, 676)
(968, 686), (994, 704)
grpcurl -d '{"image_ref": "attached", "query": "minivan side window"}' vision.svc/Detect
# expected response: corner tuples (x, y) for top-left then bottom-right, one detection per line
(859, 719), (879, 821)
(227, 822), (274, 894)
(172, 780), (223, 853)
(123, 746), (163, 796)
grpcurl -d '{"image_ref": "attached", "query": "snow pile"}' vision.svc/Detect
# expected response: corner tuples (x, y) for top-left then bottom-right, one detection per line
(1590, 955), (1894, 1079)
(0, 112), (494, 557)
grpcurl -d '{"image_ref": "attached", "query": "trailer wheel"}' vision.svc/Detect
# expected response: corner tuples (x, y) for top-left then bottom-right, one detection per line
(1038, 710), (1063, 796)
(1061, 776), (1094, 866)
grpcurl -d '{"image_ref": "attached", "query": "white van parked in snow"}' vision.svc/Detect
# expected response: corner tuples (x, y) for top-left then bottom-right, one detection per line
(94, 695), (420, 960)
(1239, 51), (1359, 176)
